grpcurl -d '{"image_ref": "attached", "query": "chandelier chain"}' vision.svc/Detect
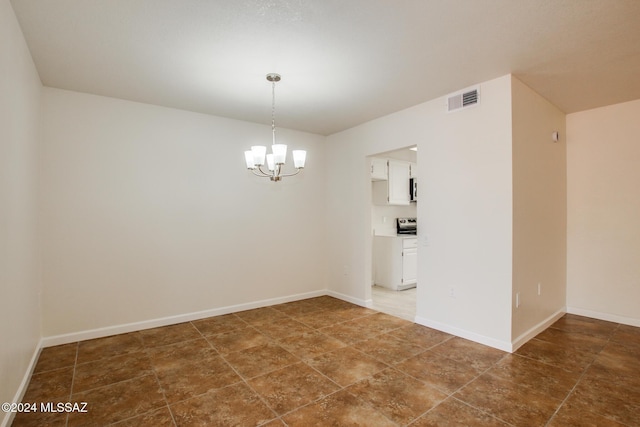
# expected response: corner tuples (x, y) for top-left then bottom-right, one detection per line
(271, 80), (276, 145)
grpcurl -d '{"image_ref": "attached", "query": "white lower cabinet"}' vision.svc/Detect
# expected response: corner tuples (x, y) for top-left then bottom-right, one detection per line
(373, 236), (417, 291)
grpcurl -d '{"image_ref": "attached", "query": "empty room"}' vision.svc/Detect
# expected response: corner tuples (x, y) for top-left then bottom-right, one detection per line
(2, 1), (639, 426)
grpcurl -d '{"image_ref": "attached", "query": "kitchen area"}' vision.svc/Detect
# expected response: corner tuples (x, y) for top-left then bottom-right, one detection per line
(369, 147), (417, 320)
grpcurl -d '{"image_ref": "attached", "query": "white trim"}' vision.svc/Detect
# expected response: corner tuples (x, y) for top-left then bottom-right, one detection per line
(41, 290), (326, 347)
(414, 316), (512, 352)
(567, 306), (640, 327)
(510, 308), (566, 352)
(326, 290), (370, 308)
(1, 338), (44, 427)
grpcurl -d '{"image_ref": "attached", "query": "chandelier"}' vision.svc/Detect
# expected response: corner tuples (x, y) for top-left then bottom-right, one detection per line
(244, 73), (306, 182)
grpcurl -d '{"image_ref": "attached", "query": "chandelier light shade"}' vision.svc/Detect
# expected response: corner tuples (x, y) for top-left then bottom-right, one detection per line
(244, 73), (307, 182)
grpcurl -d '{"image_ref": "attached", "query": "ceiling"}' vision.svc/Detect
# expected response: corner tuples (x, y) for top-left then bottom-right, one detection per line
(10, 0), (640, 135)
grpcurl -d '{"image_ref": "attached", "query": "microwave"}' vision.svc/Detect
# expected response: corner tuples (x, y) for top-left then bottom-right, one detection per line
(410, 178), (417, 201)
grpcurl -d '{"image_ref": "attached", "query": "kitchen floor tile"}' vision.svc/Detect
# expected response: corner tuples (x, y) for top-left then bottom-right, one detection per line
(392, 323), (453, 349)
(21, 367), (73, 402)
(429, 337), (506, 372)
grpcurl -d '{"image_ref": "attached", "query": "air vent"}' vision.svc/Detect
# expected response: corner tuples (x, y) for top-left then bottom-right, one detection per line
(447, 87), (480, 112)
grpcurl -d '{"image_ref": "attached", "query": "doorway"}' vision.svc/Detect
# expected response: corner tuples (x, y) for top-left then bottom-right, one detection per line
(368, 146), (418, 321)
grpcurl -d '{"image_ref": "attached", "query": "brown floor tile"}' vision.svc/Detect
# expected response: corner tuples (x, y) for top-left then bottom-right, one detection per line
(155, 354), (241, 403)
(320, 319), (374, 345)
(206, 325), (271, 354)
(354, 333), (426, 365)
(294, 310), (347, 328)
(146, 337), (217, 371)
(248, 362), (339, 415)
(68, 374), (166, 426)
(455, 374), (562, 427)
(611, 324), (640, 351)
(486, 354), (581, 400)
(111, 406), (175, 426)
(534, 326), (609, 354)
(307, 346), (388, 387)
(11, 408), (68, 427)
(139, 322), (201, 348)
(73, 351), (153, 393)
(349, 312), (413, 335)
(233, 306), (289, 325)
(393, 324), (452, 349)
(223, 342), (299, 378)
(347, 368), (447, 425)
(170, 383), (276, 426)
(271, 299), (327, 317)
(191, 313), (244, 336)
(550, 314), (618, 339)
(411, 397), (511, 426)
(563, 375), (640, 425)
(282, 389), (396, 426)
(252, 317), (314, 340)
(430, 337), (506, 372)
(277, 330), (345, 360)
(17, 297), (640, 427)
(514, 337), (597, 373)
(33, 343), (77, 373)
(76, 332), (144, 364)
(547, 402), (628, 427)
(585, 342), (640, 393)
(22, 367), (73, 402)
(396, 351), (481, 394)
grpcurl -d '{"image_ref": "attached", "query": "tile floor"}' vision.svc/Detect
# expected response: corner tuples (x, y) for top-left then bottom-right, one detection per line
(11, 296), (640, 426)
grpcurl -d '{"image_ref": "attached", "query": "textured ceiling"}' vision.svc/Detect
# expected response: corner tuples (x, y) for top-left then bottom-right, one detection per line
(9, 0), (640, 135)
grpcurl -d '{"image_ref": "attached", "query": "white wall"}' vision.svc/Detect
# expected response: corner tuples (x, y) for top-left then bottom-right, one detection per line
(326, 75), (515, 349)
(511, 77), (566, 341)
(40, 88), (327, 337)
(567, 99), (640, 326)
(0, 0), (42, 420)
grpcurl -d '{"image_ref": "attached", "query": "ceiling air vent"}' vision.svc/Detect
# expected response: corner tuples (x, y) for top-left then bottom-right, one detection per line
(447, 87), (480, 112)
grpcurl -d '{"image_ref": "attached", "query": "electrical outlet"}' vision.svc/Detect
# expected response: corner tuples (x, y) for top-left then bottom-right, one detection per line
(515, 292), (520, 308)
(537, 282), (541, 296)
(449, 287), (455, 298)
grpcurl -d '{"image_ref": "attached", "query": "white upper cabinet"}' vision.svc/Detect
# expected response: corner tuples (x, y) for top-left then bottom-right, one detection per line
(410, 162), (417, 179)
(387, 160), (411, 205)
(373, 159), (410, 205)
(370, 157), (388, 181)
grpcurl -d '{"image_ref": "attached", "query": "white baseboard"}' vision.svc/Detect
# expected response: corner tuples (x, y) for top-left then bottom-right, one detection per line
(1, 338), (44, 427)
(325, 289), (370, 308)
(510, 308), (566, 352)
(41, 289), (327, 347)
(414, 316), (513, 353)
(567, 306), (640, 327)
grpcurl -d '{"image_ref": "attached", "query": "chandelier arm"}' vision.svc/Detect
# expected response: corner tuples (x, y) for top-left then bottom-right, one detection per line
(275, 168), (303, 178)
(252, 166), (273, 177)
